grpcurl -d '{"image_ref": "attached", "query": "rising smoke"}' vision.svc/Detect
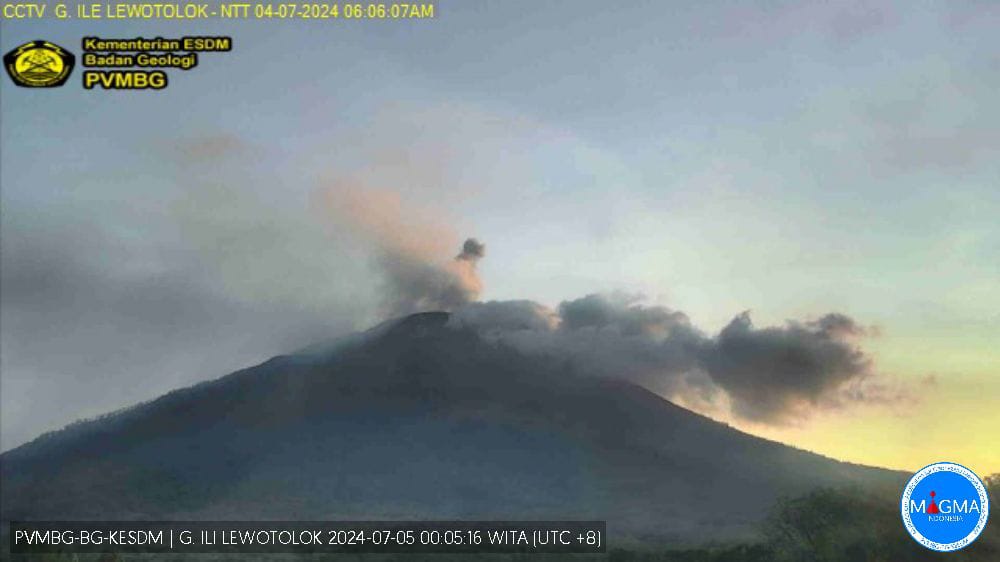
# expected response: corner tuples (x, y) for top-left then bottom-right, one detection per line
(325, 185), (484, 316)
(323, 186), (897, 426)
(451, 292), (891, 425)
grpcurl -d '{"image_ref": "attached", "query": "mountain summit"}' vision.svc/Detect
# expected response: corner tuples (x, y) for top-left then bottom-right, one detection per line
(0, 312), (902, 544)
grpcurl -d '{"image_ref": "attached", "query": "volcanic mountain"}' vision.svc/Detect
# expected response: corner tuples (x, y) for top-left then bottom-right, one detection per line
(0, 312), (904, 545)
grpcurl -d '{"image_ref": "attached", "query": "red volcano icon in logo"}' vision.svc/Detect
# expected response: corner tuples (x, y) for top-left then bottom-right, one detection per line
(927, 491), (940, 514)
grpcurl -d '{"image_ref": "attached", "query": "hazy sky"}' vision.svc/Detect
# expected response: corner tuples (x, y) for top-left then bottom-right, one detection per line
(2, 1), (998, 473)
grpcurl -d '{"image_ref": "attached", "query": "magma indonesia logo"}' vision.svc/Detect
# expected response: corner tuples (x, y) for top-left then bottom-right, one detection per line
(3, 40), (75, 87)
(902, 462), (990, 552)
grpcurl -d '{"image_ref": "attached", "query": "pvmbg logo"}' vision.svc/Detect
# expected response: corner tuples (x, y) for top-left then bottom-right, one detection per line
(901, 462), (990, 552)
(3, 40), (75, 87)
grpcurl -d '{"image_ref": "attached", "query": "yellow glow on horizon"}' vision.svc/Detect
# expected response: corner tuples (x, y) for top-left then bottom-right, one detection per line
(739, 373), (1000, 477)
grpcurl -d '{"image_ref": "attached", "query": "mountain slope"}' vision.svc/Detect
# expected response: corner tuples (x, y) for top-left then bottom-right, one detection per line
(0, 312), (905, 545)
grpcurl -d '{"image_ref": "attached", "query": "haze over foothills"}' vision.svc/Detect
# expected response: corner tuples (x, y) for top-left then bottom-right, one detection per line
(1, 1), (998, 474)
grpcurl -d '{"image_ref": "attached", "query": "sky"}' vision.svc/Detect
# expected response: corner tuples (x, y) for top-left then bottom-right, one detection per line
(1, 1), (998, 474)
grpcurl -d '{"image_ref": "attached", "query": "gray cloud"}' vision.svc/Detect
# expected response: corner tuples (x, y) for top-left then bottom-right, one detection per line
(451, 294), (888, 424)
(558, 292), (692, 337)
(702, 311), (873, 422)
(0, 213), (359, 451)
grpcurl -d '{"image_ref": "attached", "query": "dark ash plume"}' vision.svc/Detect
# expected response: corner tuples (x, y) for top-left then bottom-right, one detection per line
(702, 311), (874, 423)
(452, 294), (889, 424)
(457, 238), (485, 262)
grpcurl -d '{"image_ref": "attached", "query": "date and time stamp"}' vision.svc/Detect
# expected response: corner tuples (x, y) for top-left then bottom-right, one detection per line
(2, 2), (437, 21)
(12, 521), (607, 554)
(2, 2), (437, 90)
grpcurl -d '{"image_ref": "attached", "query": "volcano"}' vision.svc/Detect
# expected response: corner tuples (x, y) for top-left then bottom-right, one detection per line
(0, 312), (904, 545)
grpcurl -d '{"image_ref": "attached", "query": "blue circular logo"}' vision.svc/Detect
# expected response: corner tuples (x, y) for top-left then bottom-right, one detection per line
(901, 462), (990, 552)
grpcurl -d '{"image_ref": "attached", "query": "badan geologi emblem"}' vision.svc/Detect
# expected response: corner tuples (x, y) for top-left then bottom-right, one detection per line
(3, 40), (75, 87)
(901, 462), (990, 552)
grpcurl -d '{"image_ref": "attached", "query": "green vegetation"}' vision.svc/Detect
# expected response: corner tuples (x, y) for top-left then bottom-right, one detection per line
(609, 478), (999, 562)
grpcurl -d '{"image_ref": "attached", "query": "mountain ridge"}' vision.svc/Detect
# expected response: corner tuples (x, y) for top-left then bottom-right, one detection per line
(1, 311), (906, 545)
